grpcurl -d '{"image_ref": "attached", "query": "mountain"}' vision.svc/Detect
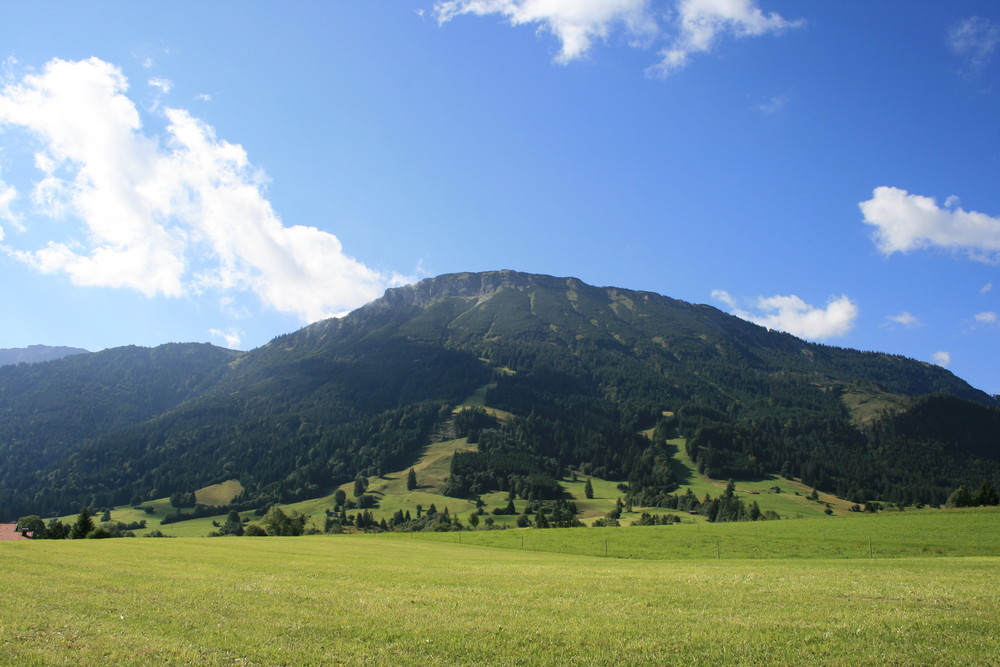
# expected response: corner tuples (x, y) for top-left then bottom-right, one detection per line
(0, 344), (90, 366)
(1, 270), (997, 520)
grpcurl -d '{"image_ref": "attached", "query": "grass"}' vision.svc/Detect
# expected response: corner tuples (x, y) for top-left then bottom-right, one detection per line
(405, 507), (1000, 561)
(840, 386), (910, 425)
(193, 479), (243, 507)
(1, 530), (997, 665)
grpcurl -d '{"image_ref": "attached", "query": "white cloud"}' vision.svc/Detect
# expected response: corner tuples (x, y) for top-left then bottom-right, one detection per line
(948, 16), (999, 73)
(651, 0), (802, 77)
(713, 291), (858, 340)
(434, 0), (800, 74)
(435, 0), (657, 64)
(710, 288), (737, 309)
(0, 57), (393, 322)
(209, 327), (243, 349)
(884, 311), (923, 329)
(859, 186), (1000, 261)
(981, 281), (993, 294)
(932, 351), (952, 368)
(974, 311), (998, 325)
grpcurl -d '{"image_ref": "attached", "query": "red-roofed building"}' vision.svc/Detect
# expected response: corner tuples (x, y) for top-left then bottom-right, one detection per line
(0, 523), (30, 540)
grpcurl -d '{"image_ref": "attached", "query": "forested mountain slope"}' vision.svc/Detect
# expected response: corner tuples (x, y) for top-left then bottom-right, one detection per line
(1, 271), (996, 520)
(0, 345), (89, 366)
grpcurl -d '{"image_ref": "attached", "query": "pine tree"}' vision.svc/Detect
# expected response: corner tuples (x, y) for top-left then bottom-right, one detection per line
(584, 478), (594, 499)
(70, 508), (94, 539)
(406, 468), (418, 491)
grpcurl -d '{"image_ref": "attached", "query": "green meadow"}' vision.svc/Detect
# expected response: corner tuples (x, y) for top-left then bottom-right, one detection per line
(2, 510), (998, 666)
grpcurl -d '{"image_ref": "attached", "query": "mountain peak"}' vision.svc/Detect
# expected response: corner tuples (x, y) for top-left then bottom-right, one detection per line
(381, 270), (580, 307)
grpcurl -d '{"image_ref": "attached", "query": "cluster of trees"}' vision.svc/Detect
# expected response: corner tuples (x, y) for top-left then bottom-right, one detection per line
(16, 508), (141, 539)
(523, 499), (585, 528)
(945, 482), (999, 508)
(209, 510), (247, 537)
(631, 512), (682, 526)
(324, 503), (466, 533)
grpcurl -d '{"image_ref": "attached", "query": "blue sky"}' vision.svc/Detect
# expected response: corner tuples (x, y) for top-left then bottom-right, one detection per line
(1, 1), (999, 394)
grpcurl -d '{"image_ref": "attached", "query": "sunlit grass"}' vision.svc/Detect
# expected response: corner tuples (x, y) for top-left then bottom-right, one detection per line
(1, 535), (996, 665)
(407, 507), (1000, 560)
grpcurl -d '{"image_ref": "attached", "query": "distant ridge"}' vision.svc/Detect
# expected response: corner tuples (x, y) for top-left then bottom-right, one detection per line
(0, 344), (90, 366)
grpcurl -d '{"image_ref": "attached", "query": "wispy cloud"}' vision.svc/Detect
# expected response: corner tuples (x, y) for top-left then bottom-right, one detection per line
(433, 0), (801, 76)
(948, 16), (999, 74)
(0, 57), (397, 323)
(974, 311), (998, 326)
(883, 311), (923, 329)
(651, 0), (802, 77)
(859, 186), (1000, 262)
(755, 92), (789, 114)
(710, 288), (738, 309)
(148, 77), (172, 94)
(712, 290), (858, 340)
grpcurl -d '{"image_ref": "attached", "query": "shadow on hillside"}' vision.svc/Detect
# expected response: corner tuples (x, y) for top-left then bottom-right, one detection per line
(665, 441), (694, 487)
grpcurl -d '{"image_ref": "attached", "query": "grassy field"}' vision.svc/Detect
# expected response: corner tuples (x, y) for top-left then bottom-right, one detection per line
(2, 525), (997, 665)
(403, 507), (1000, 560)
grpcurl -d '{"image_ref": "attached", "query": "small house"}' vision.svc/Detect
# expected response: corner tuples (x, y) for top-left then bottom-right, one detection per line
(0, 523), (29, 540)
